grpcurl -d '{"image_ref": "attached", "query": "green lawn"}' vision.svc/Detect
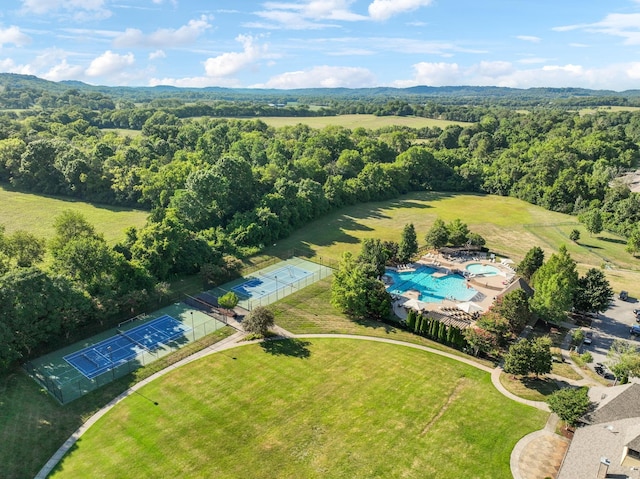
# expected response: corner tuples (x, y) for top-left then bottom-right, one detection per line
(50, 339), (547, 479)
(271, 277), (494, 366)
(0, 184), (149, 244)
(0, 328), (234, 479)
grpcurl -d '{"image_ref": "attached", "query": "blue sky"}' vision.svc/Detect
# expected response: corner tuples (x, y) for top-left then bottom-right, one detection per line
(2, 0), (640, 90)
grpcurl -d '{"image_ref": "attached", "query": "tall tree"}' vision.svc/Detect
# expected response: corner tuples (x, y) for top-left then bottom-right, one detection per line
(243, 306), (275, 336)
(357, 238), (389, 277)
(517, 246), (544, 281)
(573, 268), (614, 314)
(446, 218), (470, 245)
(607, 339), (640, 383)
(547, 387), (591, 428)
(493, 289), (532, 333)
(531, 246), (578, 323)
(530, 336), (553, 377)
(331, 251), (391, 320)
(503, 339), (532, 376)
(627, 226), (640, 257)
(424, 218), (449, 249)
(397, 223), (418, 263)
(49, 210), (99, 256)
(579, 209), (603, 237)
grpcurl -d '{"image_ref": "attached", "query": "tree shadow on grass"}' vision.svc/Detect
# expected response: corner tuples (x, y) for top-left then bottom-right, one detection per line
(260, 338), (311, 358)
(519, 376), (559, 396)
(598, 236), (627, 245)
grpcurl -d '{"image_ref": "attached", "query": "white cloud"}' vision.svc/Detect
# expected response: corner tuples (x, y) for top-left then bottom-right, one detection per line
(0, 26), (31, 47)
(254, 65), (376, 88)
(570, 43), (589, 48)
(516, 35), (541, 43)
(393, 62), (461, 87)
(368, 0), (434, 21)
(249, 0), (366, 30)
(85, 50), (134, 77)
(0, 58), (30, 74)
(149, 49), (166, 60)
(392, 60), (640, 90)
(113, 15), (212, 48)
(42, 59), (84, 81)
(555, 13), (640, 45)
(20, 0), (111, 20)
(204, 35), (270, 77)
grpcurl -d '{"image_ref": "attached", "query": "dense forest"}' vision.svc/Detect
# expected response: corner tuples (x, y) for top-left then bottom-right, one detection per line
(1, 74), (640, 371)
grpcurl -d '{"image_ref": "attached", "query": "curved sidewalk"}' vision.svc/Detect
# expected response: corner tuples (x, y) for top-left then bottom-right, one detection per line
(36, 331), (550, 479)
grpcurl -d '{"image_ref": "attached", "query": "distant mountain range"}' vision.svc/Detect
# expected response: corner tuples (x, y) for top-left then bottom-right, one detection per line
(2, 72), (640, 103)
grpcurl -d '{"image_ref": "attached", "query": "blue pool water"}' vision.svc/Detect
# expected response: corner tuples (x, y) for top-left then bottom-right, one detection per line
(465, 263), (501, 276)
(386, 266), (477, 303)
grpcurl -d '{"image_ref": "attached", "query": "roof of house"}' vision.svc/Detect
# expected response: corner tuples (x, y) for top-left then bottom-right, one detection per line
(498, 277), (534, 298)
(581, 383), (640, 425)
(558, 382), (640, 479)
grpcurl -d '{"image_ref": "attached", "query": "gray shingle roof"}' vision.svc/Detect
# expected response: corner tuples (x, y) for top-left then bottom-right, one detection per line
(581, 383), (640, 425)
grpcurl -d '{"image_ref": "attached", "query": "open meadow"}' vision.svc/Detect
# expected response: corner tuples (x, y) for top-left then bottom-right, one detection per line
(260, 191), (639, 295)
(49, 339), (547, 479)
(0, 184), (149, 244)
(244, 114), (471, 129)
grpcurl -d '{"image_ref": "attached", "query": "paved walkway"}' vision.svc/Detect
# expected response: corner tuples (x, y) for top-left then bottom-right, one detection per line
(36, 325), (591, 479)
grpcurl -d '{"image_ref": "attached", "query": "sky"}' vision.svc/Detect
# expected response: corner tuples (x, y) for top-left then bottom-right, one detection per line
(2, 0), (640, 90)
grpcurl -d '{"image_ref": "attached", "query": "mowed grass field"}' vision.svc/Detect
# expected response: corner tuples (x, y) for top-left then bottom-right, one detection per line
(259, 191), (640, 295)
(0, 184), (149, 243)
(49, 339), (547, 479)
(245, 114), (471, 129)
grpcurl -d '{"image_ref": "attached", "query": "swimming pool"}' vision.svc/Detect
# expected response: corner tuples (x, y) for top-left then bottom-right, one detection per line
(386, 266), (478, 303)
(465, 263), (501, 276)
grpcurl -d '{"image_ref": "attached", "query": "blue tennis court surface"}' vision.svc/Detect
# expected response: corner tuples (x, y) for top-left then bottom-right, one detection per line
(232, 265), (313, 299)
(64, 315), (190, 379)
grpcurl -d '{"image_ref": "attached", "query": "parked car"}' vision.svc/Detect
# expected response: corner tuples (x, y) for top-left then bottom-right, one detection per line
(583, 331), (593, 345)
(620, 290), (629, 301)
(634, 309), (640, 321)
(594, 363), (615, 380)
(630, 325), (640, 336)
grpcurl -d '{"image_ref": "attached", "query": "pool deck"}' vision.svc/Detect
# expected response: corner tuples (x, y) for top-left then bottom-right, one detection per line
(390, 254), (517, 318)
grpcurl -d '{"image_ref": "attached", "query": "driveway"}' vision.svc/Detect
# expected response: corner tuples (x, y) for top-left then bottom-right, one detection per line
(583, 296), (640, 368)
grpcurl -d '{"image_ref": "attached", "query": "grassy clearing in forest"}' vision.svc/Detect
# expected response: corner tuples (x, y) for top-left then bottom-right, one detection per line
(246, 114), (471, 129)
(0, 184), (148, 244)
(262, 191), (639, 294)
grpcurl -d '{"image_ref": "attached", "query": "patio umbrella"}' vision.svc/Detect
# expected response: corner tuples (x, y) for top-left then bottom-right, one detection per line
(457, 301), (483, 314)
(501, 258), (515, 265)
(403, 298), (429, 311)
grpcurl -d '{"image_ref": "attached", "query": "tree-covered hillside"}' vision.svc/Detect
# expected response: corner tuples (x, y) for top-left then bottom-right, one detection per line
(1, 76), (640, 371)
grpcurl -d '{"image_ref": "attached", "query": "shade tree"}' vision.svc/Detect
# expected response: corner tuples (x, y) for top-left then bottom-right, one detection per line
(530, 245), (578, 323)
(243, 306), (275, 336)
(572, 268), (613, 314)
(397, 223), (418, 263)
(547, 387), (591, 427)
(516, 246), (544, 281)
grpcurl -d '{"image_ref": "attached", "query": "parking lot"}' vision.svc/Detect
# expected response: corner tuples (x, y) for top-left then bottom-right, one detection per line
(580, 294), (640, 370)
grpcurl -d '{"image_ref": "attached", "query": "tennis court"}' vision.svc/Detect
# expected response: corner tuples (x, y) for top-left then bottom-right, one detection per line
(25, 302), (226, 404)
(64, 315), (189, 380)
(232, 265), (313, 299)
(210, 257), (335, 310)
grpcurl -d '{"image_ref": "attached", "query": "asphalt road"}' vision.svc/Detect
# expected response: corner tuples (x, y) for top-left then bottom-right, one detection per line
(581, 294), (640, 372)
